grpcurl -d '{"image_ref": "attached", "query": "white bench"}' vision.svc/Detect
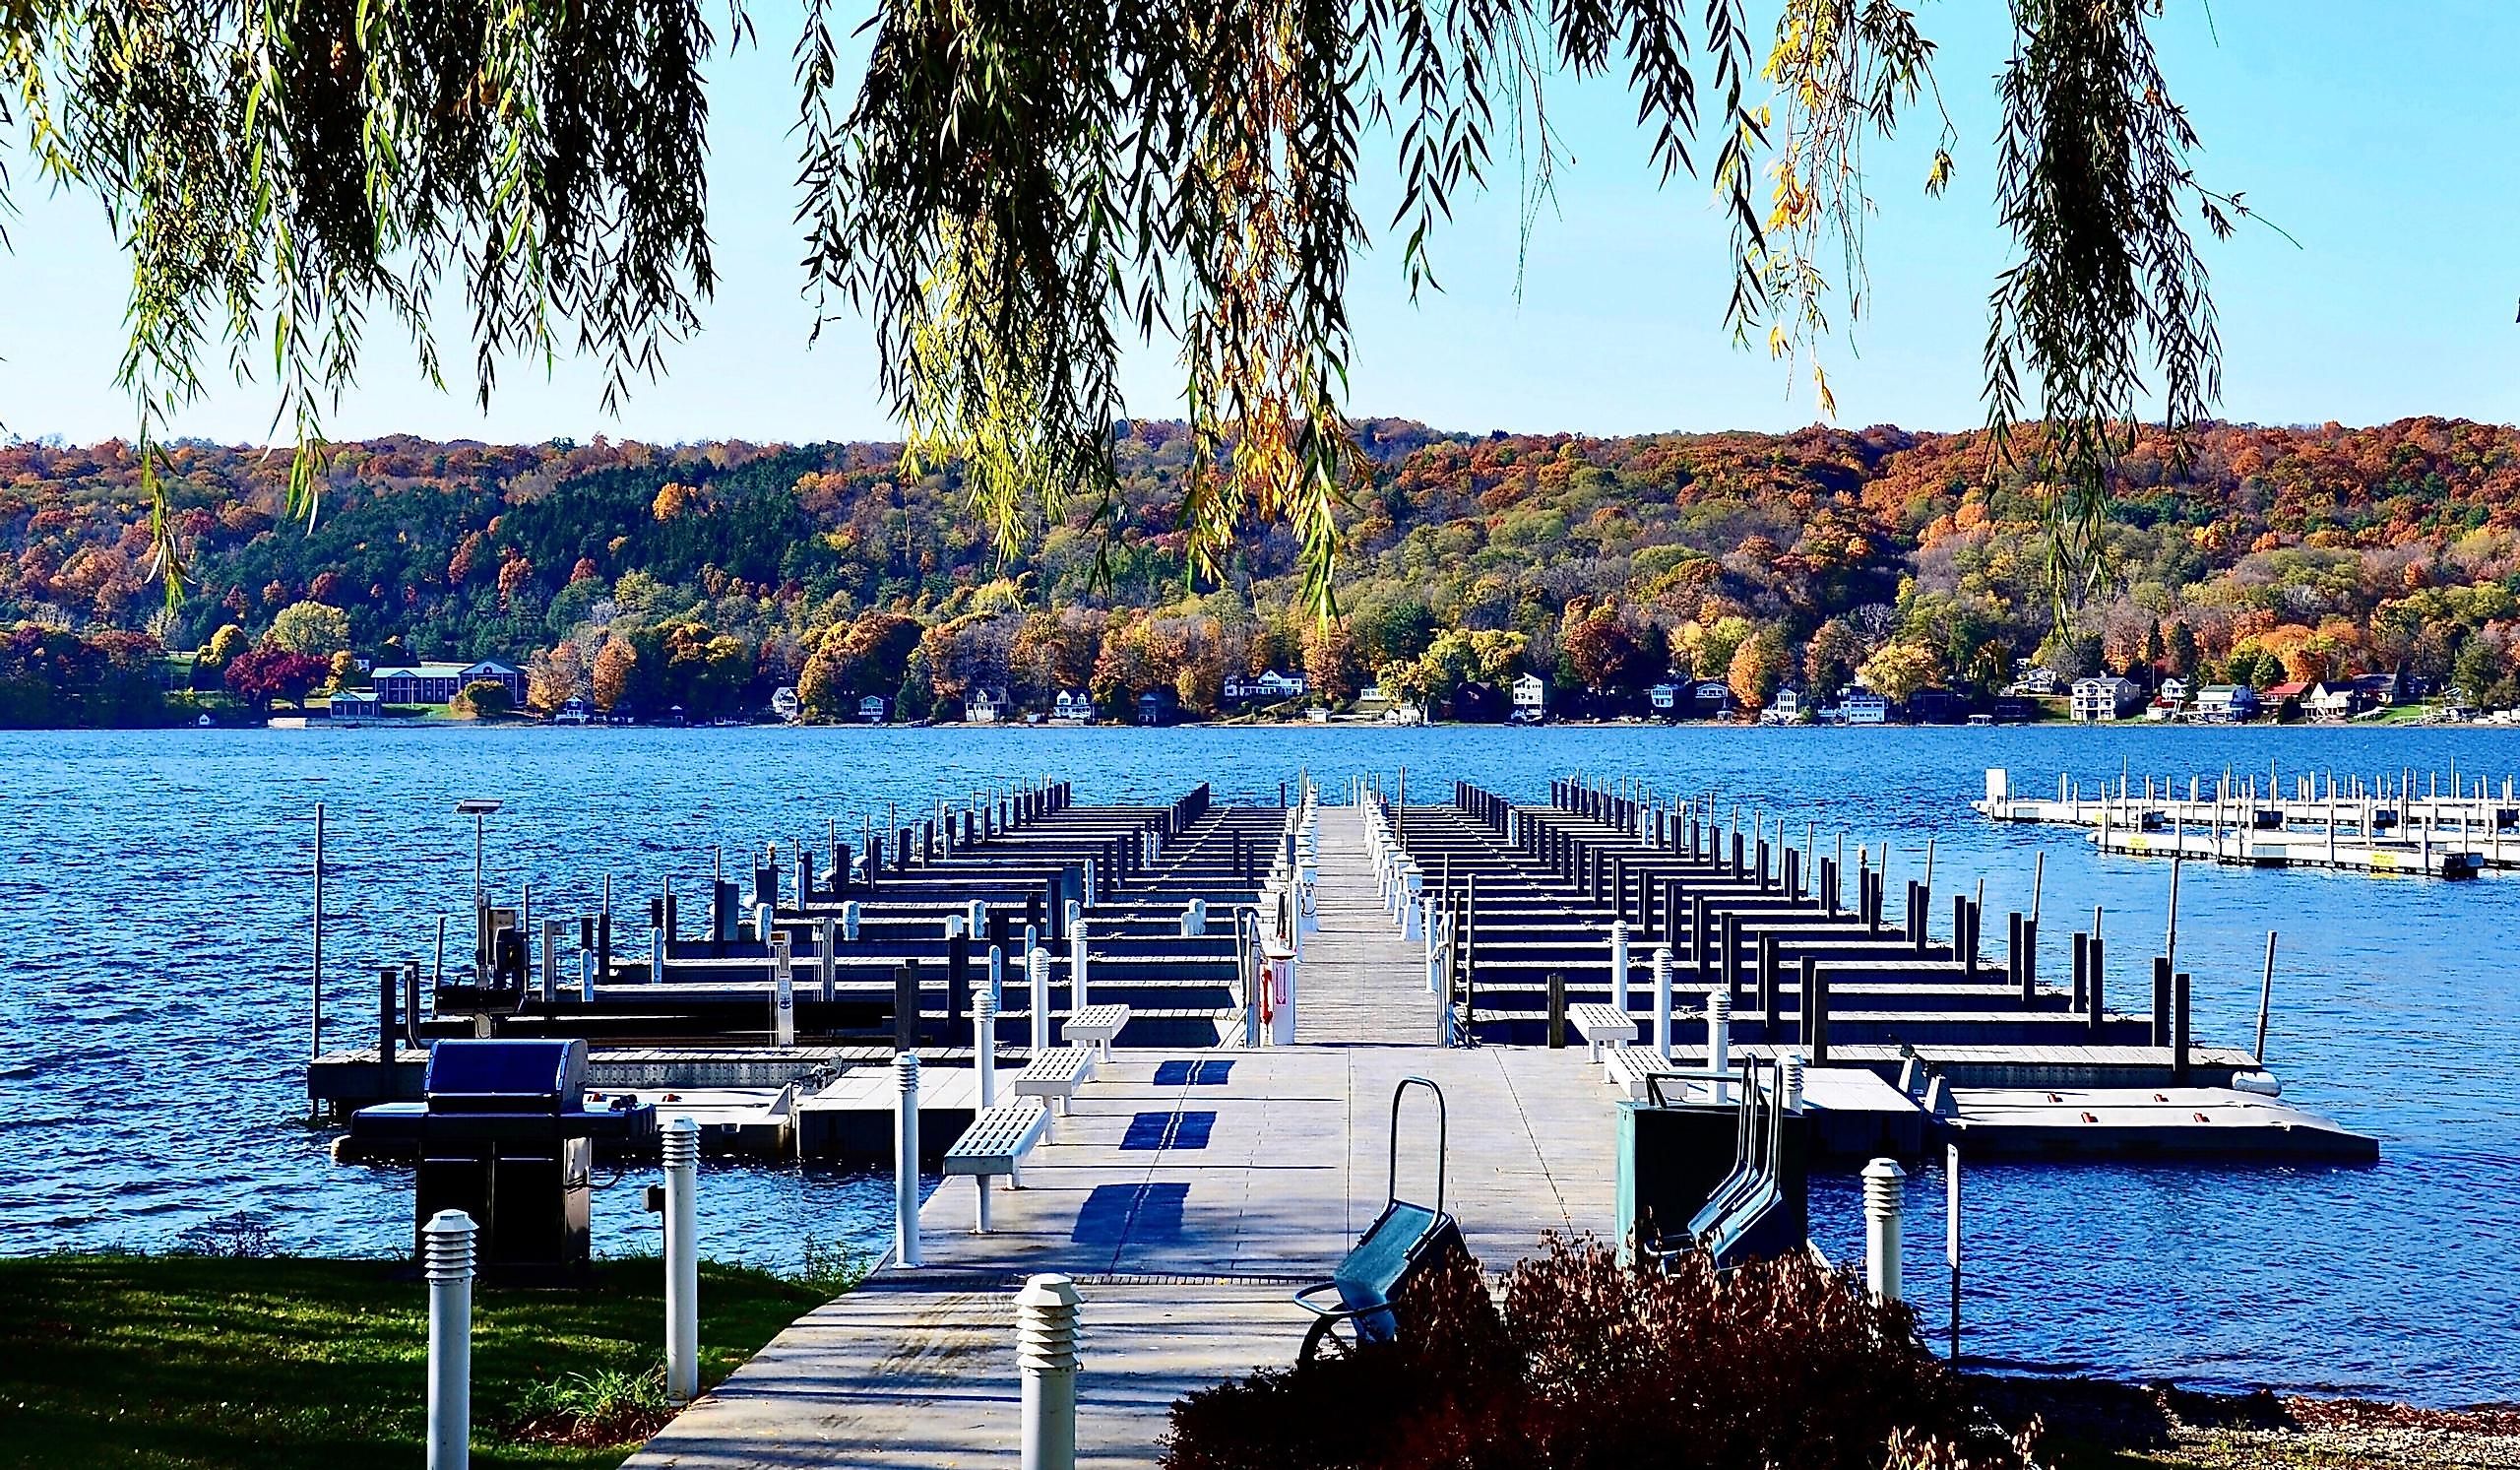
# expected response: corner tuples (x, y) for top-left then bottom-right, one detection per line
(943, 1098), (1051, 1232)
(1011, 1045), (1096, 1138)
(1605, 1045), (1684, 1100)
(1062, 1001), (1132, 1060)
(1567, 1002), (1637, 1060)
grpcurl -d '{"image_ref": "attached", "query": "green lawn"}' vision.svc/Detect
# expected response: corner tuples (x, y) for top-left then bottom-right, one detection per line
(0, 1253), (829, 1469)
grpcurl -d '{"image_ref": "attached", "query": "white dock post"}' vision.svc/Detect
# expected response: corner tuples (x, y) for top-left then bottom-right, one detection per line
(1016, 1274), (1083, 1470)
(974, 984), (999, 1231)
(771, 934), (795, 1049)
(1706, 989), (1732, 1095)
(1862, 1157), (1906, 1306)
(1652, 945), (1673, 1060)
(1029, 947), (1051, 1053)
(1070, 919), (1090, 1010)
(662, 1117), (701, 1403)
(1182, 898), (1207, 936)
(844, 900), (862, 942)
(421, 1209), (475, 1470)
(895, 1053), (922, 1266)
(650, 920), (664, 985)
(1609, 920), (1631, 1012)
(1782, 1052), (1804, 1112)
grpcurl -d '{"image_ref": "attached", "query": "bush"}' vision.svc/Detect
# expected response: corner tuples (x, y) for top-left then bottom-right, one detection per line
(450, 677), (515, 718)
(1165, 1236), (2019, 1470)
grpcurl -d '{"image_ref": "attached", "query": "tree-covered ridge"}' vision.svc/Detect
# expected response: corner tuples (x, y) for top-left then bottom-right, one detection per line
(6, 415), (2520, 725)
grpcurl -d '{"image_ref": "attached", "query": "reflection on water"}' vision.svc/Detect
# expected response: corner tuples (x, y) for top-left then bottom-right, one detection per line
(3, 723), (2515, 1402)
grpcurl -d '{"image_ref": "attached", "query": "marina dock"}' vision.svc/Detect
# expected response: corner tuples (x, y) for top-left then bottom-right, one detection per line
(1975, 765), (2520, 876)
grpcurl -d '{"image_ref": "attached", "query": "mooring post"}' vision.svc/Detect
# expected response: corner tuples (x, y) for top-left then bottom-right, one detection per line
(1652, 946), (1673, 1060)
(1706, 990), (1732, 1097)
(1547, 972), (1567, 1049)
(818, 917), (837, 1003)
(2172, 971), (2192, 1082)
(1805, 959), (1828, 1063)
(421, 1209), (475, 1470)
(1758, 933), (1779, 1031)
(2255, 930), (2279, 1064)
(895, 1053), (923, 1267)
(2020, 918), (2038, 1001)
(1016, 1274), (1083, 1470)
(1862, 1159), (1905, 1306)
(894, 960), (922, 1049)
(662, 1117), (701, 1403)
(311, 802), (325, 1060)
(2088, 933), (2107, 1034)
(1609, 920), (1630, 1012)
(2071, 930), (2089, 1012)
(772, 934), (795, 1048)
(378, 966), (398, 1065)
(1029, 947), (1051, 1054)
(2152, 956), (2173, 1048)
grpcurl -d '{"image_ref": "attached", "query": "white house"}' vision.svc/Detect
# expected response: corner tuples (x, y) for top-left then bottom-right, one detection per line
(1841, 690), (1889, 726)
(2159, 676), (2190, 704)
(2305, 680), (2360, 720)
(2070, 675), (2142, 722)
(1649, 681), (1681, 715)
(965, 686), (1012, 724)
(1510, 673), (1547, 720)
(770, 686), (801, 723)
(1223, 669), (1309, 703)
(856, 693), (891, 725)
(2008, 666), (2062, 696)
(1761, 687), (1805, 724)
(2194, 684), (2261, 723)
(1051, 688), (1095, 724)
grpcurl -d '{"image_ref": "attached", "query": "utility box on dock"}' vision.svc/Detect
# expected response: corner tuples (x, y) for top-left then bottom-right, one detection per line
(1614, 1090), (1807, 1270)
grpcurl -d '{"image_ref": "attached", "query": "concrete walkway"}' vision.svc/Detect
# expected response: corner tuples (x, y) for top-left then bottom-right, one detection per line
(626, 808), (1619, 1469)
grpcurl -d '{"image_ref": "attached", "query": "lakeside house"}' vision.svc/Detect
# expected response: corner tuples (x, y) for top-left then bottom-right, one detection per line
(2194, 683), (2261, 723)
(553, 698), (593, 726)
(770, 686), (800, 723)
(1689, 679), (1733, 720)
(856, 694), (891, 725)
(1136, 687), (1179, 726)
(1840, 690), (1889, 725)
(2070, 674), (2142, 722)
(1760, 687), (1805, 725)
(1051, 689), (1094, 725)
(965, 687), (1012, 724)
(1223, 670), (1309, 704)
(1649, 681), (1680, 718)
(324, 690), (382, 722)
(371, 659), (525, 706)
(1510, 673), (1547, 722)
(2307, 680), (2362, 719)
(2007, 665), (2062, 696)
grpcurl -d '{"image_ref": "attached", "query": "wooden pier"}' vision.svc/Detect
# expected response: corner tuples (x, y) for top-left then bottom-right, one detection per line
(595, 783), (2370, 1469)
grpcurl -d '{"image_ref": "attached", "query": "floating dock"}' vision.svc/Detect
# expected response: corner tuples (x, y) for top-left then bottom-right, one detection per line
(1975, 766), (2503, 876)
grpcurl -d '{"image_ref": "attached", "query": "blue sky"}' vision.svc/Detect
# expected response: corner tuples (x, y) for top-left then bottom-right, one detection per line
(3, 0), (2515, 446)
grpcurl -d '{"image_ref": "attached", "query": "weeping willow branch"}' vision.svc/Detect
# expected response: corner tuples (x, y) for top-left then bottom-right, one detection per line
(1984, 0), (2234, 611)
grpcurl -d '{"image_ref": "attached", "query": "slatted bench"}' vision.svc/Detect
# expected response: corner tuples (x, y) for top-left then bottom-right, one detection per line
(943, 1098), (1051, 1233)
(1567, 1002), (1637, 1060)
(1605, 1044), (1684, 1100)
(1011, 1045), (1096, 1139)
(1062, 1002), (1132, 1060)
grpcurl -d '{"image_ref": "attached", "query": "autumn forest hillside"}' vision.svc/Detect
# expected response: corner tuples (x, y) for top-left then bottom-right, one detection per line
(5, 415), (2520, 725)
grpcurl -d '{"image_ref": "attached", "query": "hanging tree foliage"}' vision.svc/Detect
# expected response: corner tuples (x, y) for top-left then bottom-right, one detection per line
(0, 0), (2237, 613)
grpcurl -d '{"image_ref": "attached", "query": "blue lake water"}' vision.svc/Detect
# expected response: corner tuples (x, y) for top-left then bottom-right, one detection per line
(2, 724), (2515, 1404)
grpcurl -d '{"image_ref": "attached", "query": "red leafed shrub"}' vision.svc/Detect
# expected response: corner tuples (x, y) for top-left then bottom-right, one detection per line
(1164, 1236), (2023, 1470)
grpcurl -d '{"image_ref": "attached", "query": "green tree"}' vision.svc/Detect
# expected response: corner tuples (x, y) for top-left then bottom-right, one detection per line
(451, 679), (514, 719)
(269, 601), (351, 658)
